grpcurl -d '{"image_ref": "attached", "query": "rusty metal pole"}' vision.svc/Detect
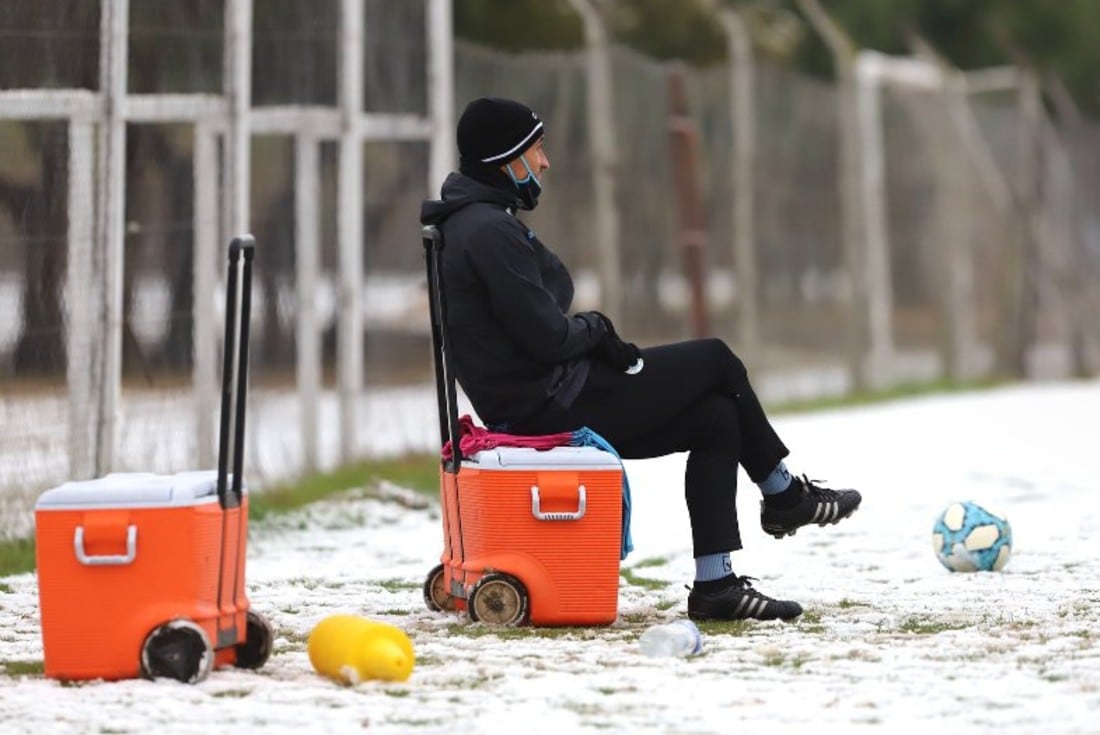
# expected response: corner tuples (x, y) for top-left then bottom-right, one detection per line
(666, 64), (710, 338)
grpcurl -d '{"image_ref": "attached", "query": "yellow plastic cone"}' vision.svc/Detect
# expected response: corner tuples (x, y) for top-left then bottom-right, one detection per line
(307, 614), (415, 684)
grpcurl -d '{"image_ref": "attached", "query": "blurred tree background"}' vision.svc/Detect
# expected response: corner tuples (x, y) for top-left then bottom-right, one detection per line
(455, 0), (1100, 117)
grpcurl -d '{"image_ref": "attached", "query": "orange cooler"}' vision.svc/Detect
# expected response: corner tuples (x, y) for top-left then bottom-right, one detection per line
(432, 445), (622, 626)
(35, 470), (251, 681)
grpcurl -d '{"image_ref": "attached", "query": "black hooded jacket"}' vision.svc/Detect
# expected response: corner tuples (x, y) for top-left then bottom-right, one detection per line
(420, 171), (607, 428)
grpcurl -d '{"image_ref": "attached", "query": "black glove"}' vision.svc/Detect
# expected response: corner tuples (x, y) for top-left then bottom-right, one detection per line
(596, 335), (642, 372)
(582, 310), (641, 371)
(590, 311), (620, 340)
(598, 336), (642, 374)
(588, 311), (641, 371)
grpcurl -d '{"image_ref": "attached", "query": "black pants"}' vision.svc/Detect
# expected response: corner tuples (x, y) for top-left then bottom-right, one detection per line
(511, 338), (789, 557)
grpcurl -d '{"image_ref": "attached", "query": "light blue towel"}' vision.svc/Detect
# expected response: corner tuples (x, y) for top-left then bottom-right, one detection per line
(571, 427), (633, 560)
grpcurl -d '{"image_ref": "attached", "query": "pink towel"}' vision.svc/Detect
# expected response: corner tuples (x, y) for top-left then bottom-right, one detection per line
(441, 415), (573, 461)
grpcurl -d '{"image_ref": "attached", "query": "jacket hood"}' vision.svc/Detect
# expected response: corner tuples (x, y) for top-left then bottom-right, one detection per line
(420, 171), (523, 226)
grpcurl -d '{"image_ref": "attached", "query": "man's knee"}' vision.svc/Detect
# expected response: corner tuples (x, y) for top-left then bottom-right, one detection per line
(701, 337), (747, 384)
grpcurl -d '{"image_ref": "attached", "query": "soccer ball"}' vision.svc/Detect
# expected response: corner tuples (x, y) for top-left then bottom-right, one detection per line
(931, 501), (1012, 572)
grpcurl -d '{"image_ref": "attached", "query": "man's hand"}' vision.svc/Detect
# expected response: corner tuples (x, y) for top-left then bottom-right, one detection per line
(595, 335), (642, 372)
(591, 311), (620, 340)
(580, 310), (641, 372)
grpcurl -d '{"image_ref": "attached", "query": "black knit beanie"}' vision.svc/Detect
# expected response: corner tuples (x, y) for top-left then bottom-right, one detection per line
(457, 97), (544, 167)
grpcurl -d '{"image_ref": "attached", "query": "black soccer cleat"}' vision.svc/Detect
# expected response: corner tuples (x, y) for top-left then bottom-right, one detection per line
(760, 475), (862, 539)
(687, 575), (803, 622)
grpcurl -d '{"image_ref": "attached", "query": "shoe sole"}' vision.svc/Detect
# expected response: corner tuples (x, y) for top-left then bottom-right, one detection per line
(688, 610), (802, 622)
(762, 506), (860, 539)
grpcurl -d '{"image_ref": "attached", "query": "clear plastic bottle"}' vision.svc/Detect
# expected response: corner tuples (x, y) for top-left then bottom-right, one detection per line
(637, 619), (703, 658)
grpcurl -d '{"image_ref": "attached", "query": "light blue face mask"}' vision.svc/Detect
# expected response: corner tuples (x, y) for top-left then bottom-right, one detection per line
(505, 155), (542, 210)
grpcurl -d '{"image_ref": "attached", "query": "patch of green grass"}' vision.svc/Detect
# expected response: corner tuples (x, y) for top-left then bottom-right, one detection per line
(767, 377), (1006, 415)
(414, 654), (444, 667)
(619, 567), (666, 591)
(0, 582), (13, 594)
(1, 660), (44, 677)
(695, 619), (751, 637)
(0, 537), (35, 578)
(378, 578), (421, 592)
(800, 609), (824, 625)
(465, 672), (503, 689)
(248, 454), (440, 522)
(981, 615), (1038, 631)
(783, 608), (825, 633)
(837, 598), (870, 609)
(898, 616), (969, 635)
(617, 611), (653, 625)
(758, 649), (810, 669)
(211, 689), (252, 699)
(275, 627), (309, 645)
(632, 556), (668, 569)
(383, 688), (411, 698)
(597, 685), (637, 696)
(388, 719), (447, 728)
(443, 623), (590, 640)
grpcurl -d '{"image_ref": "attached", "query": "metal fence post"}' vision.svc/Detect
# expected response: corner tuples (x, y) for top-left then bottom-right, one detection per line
(338, 0), (365, 463)
(717, 7), (759, 360)
(220, 0), (253, 474)
(854, 52), (895, 388)
(66, 120), (97, 480)
(193, 123), (220, 469)
(94, 0), (129, 474)
(295, 133), (322, 473)
(796, 0), (869, 391)
(427, 0), (455, 196)
(224, 0), (252, 241)
(569, 0), (623, 324)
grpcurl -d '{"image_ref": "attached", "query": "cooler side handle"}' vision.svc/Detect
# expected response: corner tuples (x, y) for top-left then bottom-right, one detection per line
(73, 525), (137, 566)
(530, 485), (587, 521)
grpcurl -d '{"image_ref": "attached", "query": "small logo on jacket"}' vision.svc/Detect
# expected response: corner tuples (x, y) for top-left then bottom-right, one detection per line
(526, 230), (535, 240)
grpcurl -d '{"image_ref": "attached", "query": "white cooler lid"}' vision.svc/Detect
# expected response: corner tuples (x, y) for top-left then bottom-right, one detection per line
(35, 470), (244, 509)
(465, 445), (620, 470)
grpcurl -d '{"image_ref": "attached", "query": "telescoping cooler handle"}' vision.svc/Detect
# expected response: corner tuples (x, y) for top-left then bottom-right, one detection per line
(215, 235), (255, 510)
(73, 525), (137, 566)
(423, 225), (462, 472)
(530, 485), (587, 521)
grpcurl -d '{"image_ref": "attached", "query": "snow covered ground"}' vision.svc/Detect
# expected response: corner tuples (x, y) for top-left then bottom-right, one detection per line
(1, 380), (1098, 734)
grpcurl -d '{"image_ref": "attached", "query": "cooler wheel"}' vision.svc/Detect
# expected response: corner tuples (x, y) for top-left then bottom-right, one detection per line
(233, 610), (274, 670)
(468, 573), (528, 626)
(140, 619), (214, 683)
(423, 563), (457, 612)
